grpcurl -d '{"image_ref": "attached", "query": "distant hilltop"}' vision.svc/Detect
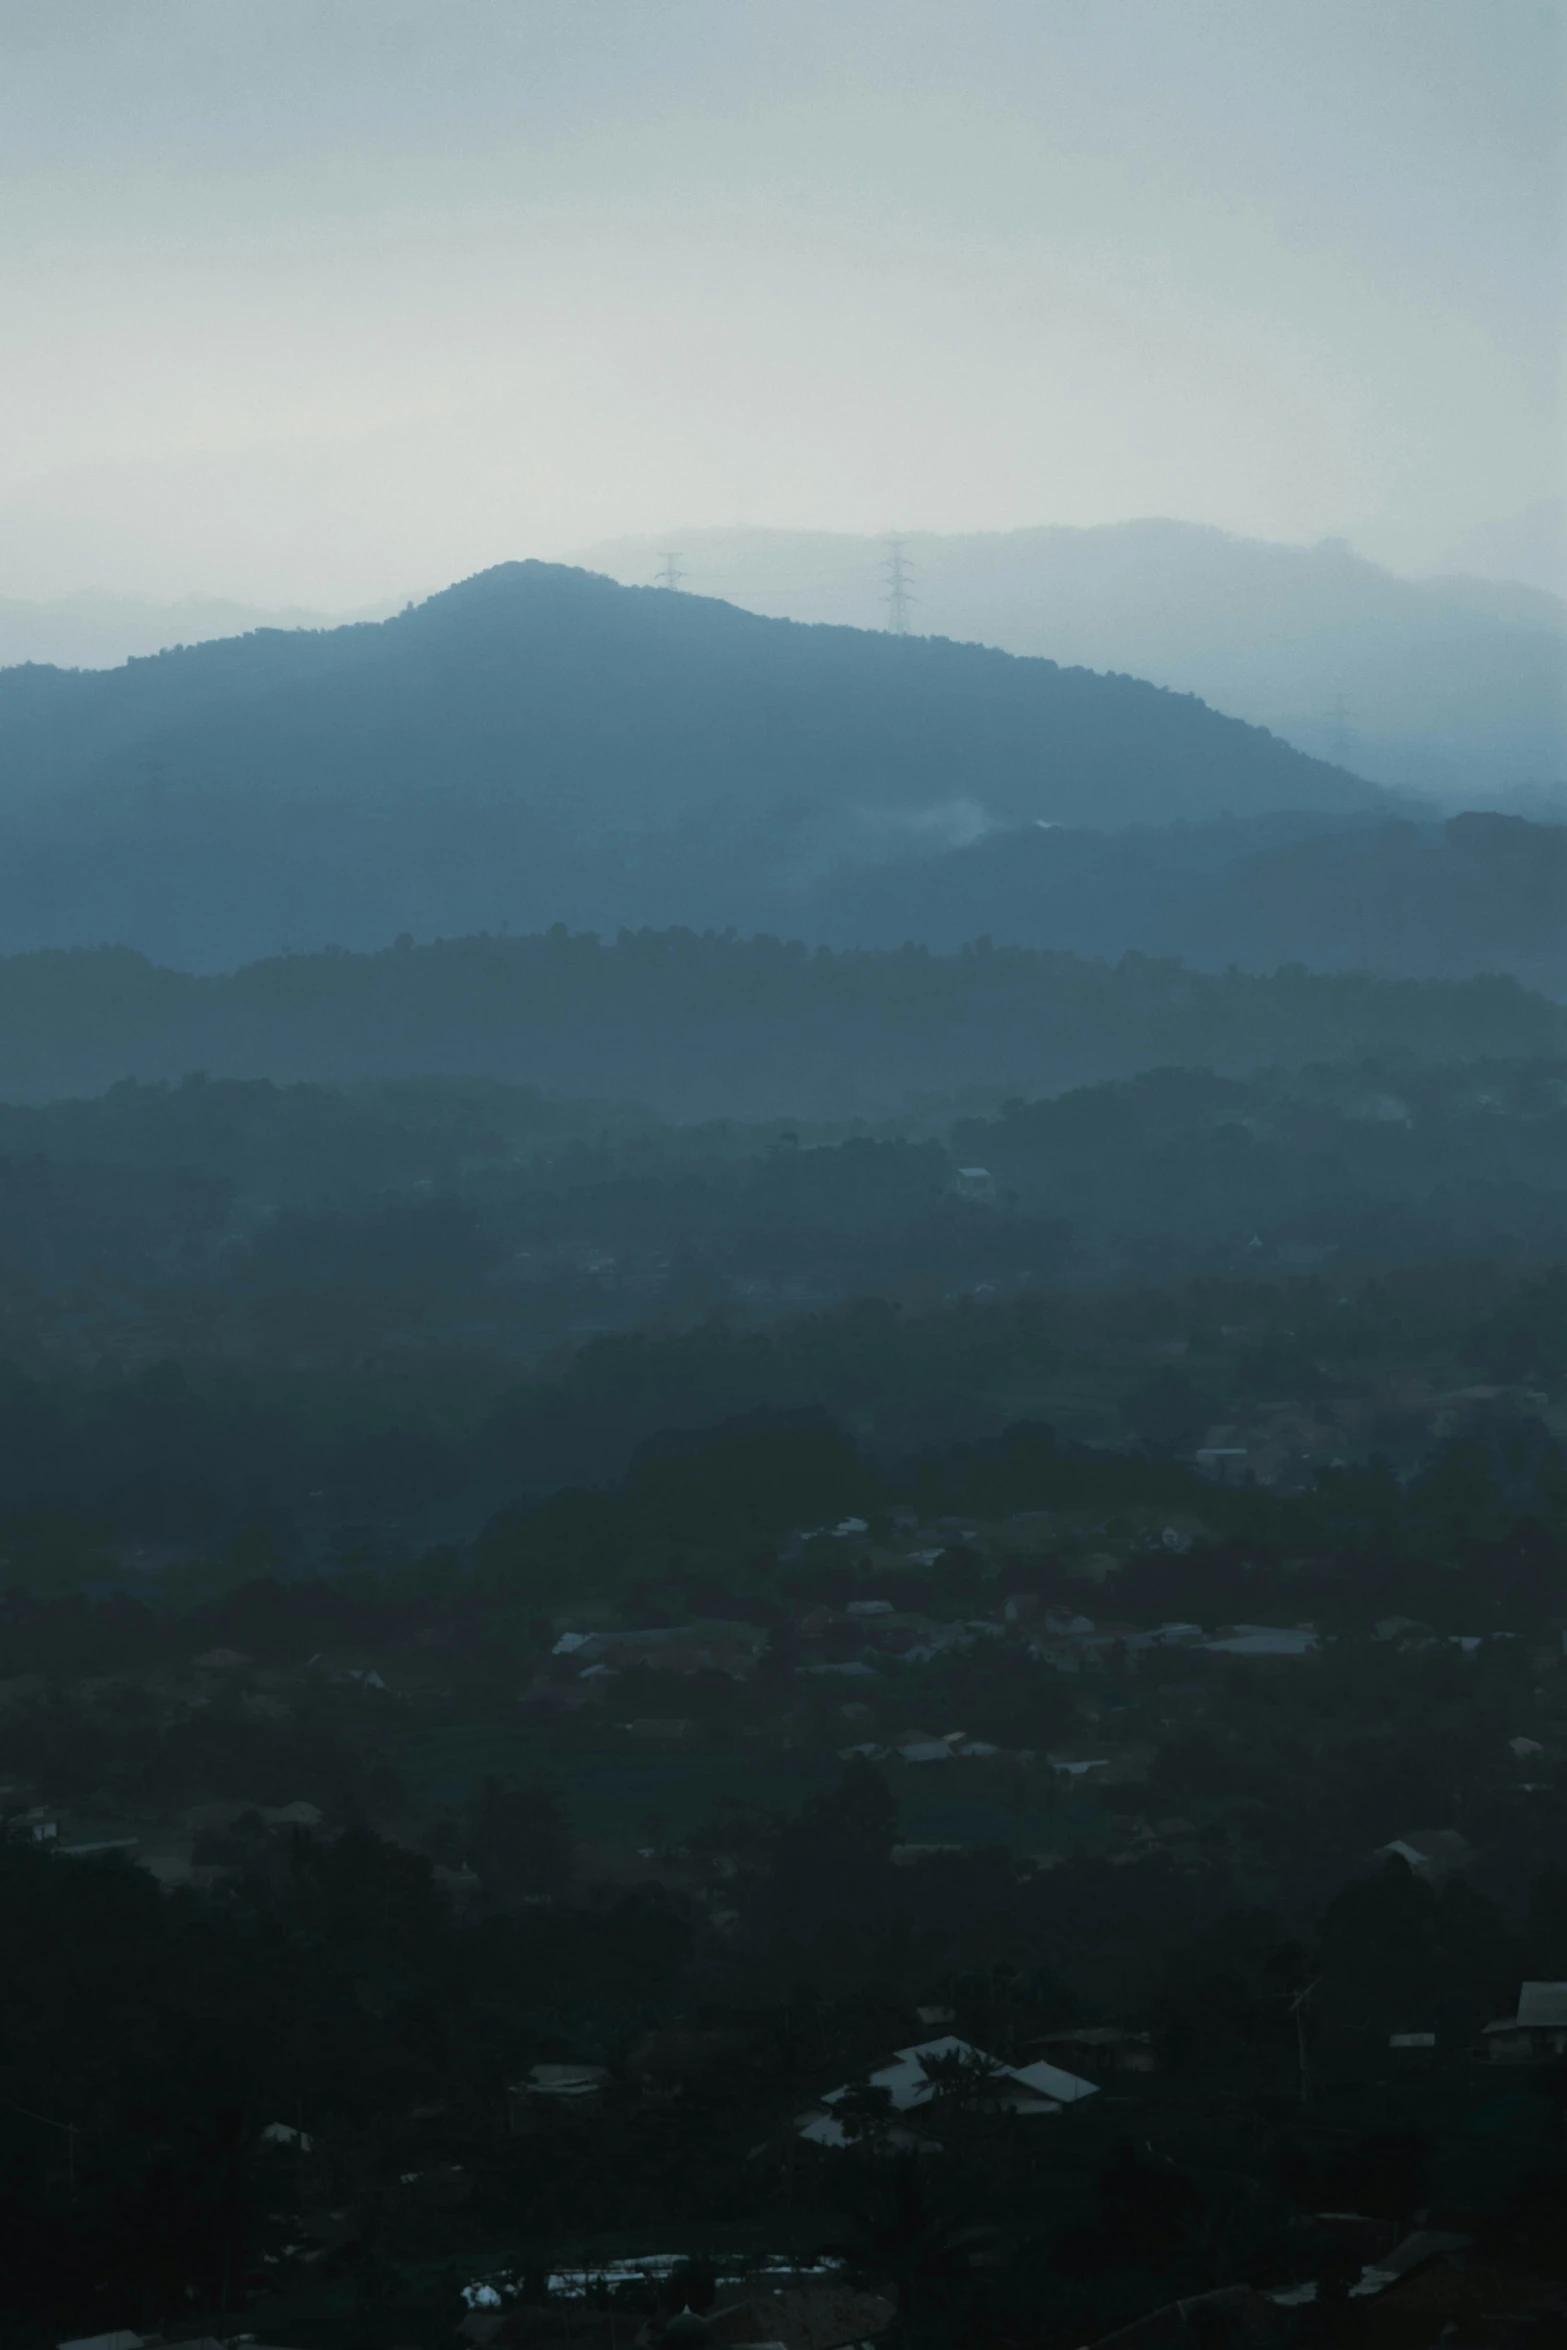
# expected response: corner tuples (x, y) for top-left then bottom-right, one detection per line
(572, 520), (1567, 804)
(0, 560), (1385, 970)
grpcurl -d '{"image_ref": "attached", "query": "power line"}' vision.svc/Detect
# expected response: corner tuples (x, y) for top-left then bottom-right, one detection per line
(654, 551), (686, 591)
(881, 537), (916, 636)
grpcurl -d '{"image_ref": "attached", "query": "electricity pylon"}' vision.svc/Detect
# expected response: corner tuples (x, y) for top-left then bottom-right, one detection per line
(654, 551), (686, 591)
(1289, 1979), (1320, 2105)
(881, 537), (916, 635)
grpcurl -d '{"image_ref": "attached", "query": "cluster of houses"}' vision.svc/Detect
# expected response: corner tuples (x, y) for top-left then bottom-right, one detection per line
(531, 1584), (1325, 1753)
(508, 2026), (1102, 2150)
(55, 1983), (1567, 2350)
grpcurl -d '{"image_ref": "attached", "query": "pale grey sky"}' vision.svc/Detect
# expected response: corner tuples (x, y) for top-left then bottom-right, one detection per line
(1, 0), (1562, 605)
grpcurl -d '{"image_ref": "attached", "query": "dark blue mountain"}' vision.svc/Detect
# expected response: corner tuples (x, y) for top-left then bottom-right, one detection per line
(0, 561), (1387, 968)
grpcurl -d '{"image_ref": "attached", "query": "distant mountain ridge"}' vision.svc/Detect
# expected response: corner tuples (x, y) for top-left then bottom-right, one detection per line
(0, 559), (1384, 969)
(573, 521), (1567, 802)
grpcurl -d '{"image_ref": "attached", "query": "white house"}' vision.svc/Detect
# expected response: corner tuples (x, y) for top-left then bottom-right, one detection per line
(795, 2033), (1097, 2148)
(1481, 1982), (1567, 2062)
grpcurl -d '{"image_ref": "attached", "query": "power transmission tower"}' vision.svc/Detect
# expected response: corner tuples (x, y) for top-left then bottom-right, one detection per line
(1325, 694), (1355, 767)
(1289, 1979), (1320, 2105)
(881, 537), (916, 635)
(654, 551), (686, 591)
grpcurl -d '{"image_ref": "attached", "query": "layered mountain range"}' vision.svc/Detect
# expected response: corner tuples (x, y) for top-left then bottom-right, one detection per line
(576, 520), (1567, 802)
(0, 557), (1561, 996)
(0, 559), (1382, 970)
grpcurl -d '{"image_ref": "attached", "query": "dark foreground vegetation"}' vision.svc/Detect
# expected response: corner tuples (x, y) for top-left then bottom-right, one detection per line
(4, 1398), (1567, 2348)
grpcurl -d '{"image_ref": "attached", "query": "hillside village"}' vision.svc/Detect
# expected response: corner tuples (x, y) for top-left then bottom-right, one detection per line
(0, 1203), (1562, 2348)
(7, 3), (1567, 2342)
(7, 1462), (1567, 2338)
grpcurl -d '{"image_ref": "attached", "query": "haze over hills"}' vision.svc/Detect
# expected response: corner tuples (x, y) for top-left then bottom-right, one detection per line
(0, 559), (1385, 970)
(809, 810), (1567, 998)
(9, 13), (1567, 2336)
(1, 557), (1560, 997)
(0, 587), (397, 672)
(574, 521), (1567, 805)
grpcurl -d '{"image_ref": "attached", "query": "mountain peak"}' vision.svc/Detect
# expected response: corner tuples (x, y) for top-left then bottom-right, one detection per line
(0, 559), (1390, 969)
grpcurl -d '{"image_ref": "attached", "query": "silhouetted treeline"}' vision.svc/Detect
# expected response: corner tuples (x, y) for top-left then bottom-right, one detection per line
(0, 930), (1560, 1114)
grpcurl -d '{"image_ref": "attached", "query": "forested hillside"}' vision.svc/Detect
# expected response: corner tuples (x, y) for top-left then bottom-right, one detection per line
(578, 520), (1567, 799)
(9, 566), (1559, 990)
(809, 810), (1567, 995)
(0, 562), (1384, 968)
(0, 1061), (1559, 1478)
(0, 930), (1559, 1114)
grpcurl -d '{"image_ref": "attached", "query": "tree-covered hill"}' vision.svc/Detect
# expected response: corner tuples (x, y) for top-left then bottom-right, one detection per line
(807, 810), (1567, 996)
(0, 560), (1380, 829)
(0, 563), (1388, 968)
(0, 1060), (1560, 1397)
(577, 519), (1567, 800)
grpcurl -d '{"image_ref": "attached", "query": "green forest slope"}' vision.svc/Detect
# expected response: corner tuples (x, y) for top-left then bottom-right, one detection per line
(0, 931), (1560, 1114)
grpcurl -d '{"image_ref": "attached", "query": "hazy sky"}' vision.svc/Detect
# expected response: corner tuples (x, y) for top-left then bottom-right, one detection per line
(1, 0), (1562, 605)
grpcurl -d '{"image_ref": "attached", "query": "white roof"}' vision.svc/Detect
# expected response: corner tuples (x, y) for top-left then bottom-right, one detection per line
(1380, 1829), (1470, 1868)
(1011, 2054), (1104, 2103)
(526, 2063), (610, 2096)
(816, 2034), (1096, 2121)
(259, 2120), (314, 2150)
(1518, 1981), (1567, 2027)
(1382, 1840), (1428, 1869)
(1204, 1628), (1319, 1657)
